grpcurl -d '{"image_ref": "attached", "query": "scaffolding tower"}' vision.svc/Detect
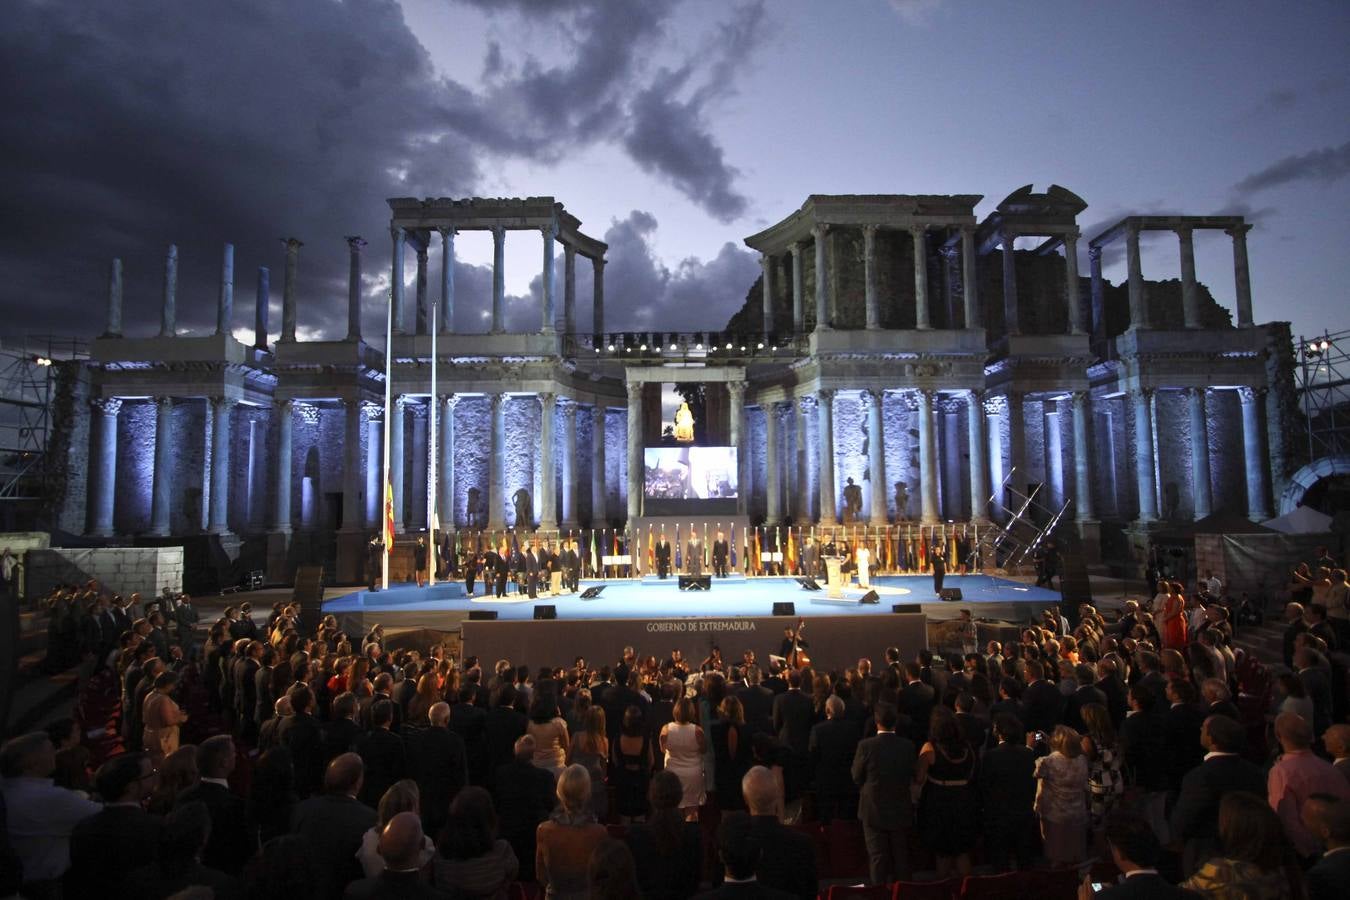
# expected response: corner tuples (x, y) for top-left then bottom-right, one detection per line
(0, 335), (87, 516)
(1298, 327), (1350, 461)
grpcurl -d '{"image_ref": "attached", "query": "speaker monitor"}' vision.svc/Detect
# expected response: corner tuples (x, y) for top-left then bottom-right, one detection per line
(796, 578), (822, 592)
(533, 605), (557, 620)
(468, 610), (498, 621)
(939, 588), (963, 601)
(859, 590), (880, 605)
(772, 602), (796, 617)
(678, 575), (712, 591)
(892, 603), (923, 614)
(579, 586), (605, 599)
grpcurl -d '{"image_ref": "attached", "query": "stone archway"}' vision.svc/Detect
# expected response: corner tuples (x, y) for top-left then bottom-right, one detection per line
(1278, 454), (1350, 514)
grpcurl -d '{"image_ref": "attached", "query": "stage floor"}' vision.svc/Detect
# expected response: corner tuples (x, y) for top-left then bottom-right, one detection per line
(324, 573), (1061, 623)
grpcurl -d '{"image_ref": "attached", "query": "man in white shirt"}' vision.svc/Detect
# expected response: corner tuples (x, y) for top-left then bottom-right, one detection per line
(1204, 571), (1222, 598)
(0, 732), (101, 891)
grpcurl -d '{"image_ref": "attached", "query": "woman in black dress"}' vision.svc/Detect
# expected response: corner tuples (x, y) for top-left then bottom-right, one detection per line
(613, 705), (654, 823)
(710, 695), (752, 811)
(916, 706), (978, 879)
(414, 537), (428, 587)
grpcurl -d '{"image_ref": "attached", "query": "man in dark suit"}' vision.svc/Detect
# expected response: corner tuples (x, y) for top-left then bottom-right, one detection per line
(1019, 659), (1065, 735)
(953, 692), (987, 751)
(493, 735), (557, 882)
(450, 684), (489, 784)
(1064, 663), (1107, 733)
(978, 713), (1037, 871)
(488, 548), (508, 598)
(932, 550), (946, 596)
(713, 531), (730, 577)
(123, 802), (240, 900)
(1163, 680), (1205, 793)
(742, 766), (818, 900)
(687, 536), (704, 577)
(1169, 715), (1266, 876)
(809, 695), (861, 821)
(851, 704), (917, 884)
(356, 699), (407, 808)
(279, 685), (324, 799)
(693, 811), (796, 900)
(343, 812), (446, 899)
(898, 662), (935, 744)
(412, 702), (469, 840)
(733, 668), (775, 736)
(292, 753), (379, 900)
(484, 684), (528, 783)
(524, 540), (541, 599)
(771, 670), (813, 756)
(1095, 659), (1129, 728)
(233, 640), (261, 743)
(1304, 794), (1350, 900)
(176, 735), (255, 876)
(655, 535), (672, 578)
(67, 753), (162, 896)
(321, 692), (363, 764)
(1097, 808), (1197, 900)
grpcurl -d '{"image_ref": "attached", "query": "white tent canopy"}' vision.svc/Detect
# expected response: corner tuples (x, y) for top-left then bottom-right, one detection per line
(1262, 505), (1334, 534)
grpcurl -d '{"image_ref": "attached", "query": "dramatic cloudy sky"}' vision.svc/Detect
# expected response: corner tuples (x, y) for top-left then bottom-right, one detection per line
(2, 0), (1347, 344)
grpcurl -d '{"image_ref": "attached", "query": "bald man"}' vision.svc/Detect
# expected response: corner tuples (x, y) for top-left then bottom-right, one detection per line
(292, 753), (377, 900)
(344, 812), (446, 899)
(733, 766), (817, 900)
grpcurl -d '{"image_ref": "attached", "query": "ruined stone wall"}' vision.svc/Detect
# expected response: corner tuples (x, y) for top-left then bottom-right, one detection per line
(575, 404), (595, 526)
(504, 395), (539, 527)
(748, 406), (766, 522)
(454, 395), (490, 528)
(883, 395), (916, 519)
(114, 401), (155, 533)
(1207, 390), (1246, 516)
(51, 362), (90, 535)
(605, 409), (625, 525)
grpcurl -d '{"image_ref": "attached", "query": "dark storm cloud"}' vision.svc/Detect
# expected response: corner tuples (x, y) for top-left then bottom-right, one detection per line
(1234, 141), (1350, 193)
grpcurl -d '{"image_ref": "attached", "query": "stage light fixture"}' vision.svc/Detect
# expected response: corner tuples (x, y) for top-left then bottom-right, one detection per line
(771, 345), (778, 351)
(669, 343), (676, 350)
(725, 341), (732, 349)
(740, 345), (746, 351)
(33, 356), (52, 367)
(756, 342), (764, 349)
(607, 343), (615, 351)
(625, 346), (631, 352)
(695, 342), (703, 350)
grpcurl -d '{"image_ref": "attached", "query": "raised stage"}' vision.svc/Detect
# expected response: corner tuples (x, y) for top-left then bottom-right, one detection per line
(324, 574), (1061, 668)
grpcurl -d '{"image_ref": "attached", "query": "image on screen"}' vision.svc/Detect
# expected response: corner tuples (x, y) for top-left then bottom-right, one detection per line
(644, 446), (738, 499)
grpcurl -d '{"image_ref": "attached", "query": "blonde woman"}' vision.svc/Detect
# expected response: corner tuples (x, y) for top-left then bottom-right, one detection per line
(536, 764), (607, 900)
(659, 696), (707, 821)
(568, 706), (610, 822)
(1033, 724), (1089, 865)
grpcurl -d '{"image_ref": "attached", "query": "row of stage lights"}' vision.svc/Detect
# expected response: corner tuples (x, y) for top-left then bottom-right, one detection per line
(594, 334), (785, 355)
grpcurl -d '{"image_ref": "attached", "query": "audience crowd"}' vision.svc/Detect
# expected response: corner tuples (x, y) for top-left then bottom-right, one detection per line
(3, 557), (1350, 900)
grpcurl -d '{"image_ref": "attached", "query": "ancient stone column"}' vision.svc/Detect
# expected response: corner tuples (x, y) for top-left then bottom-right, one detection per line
(966, 390), (990, 523)
(1071, 391), (1095, 522)
(561, 399), (578, 529)
(390, 396), (406, 531)
(1045, 406), (1064, 505)
(592, 257), (606, 336)
(916, 390), (938, 524)
(1178, 226), (1200, 329)
(1000, 231), (1018, 335)
(760, 253), (775, 334)
(491, 226), (506, 334)
(441, 395), (457, 528)
(1228, 224), (1254, 327)
(1005, 391), (1026, 501)
(281, 237), (301, 342)
(105, 258), (124, 338)
(765, 402), (782, 525)
(541, 225), (556, 334)
(1064, 231), (1085, 335)
(1126, 223), (1147, 329)
(1131, 389), (1158, 523)
(217, 243), (234, 337)
(539, 392), (557, 531)
(89, 398), (122, 536)
(961, 227), (980, 330)
(817, 389), (837, 525)
(489, 393), (506, 529)
(790, 243), (805, 333)
(864, 390), (887, 524)
(941, 398), (962, 518)
(861, 226), (880, 331)
(729, 381), (747, 516)
(160, 245), (178, 338)
(149, 397), (174, 536)
(439, 228), (455, 335)
(563, 245), (577, 336)
(364, 402), (381, 527)
(409, 402), (428, 529)
(255, 267), (270, 349)
(390, 226), (406, 335)
(345, 237), (365, 341)
(1238, 387), (1272, 520)
(343, 398), (363, 532)
(913, 226), (931, 331)
(274, 400), (293, 533)
(796, 396), (813, 520)
(1186, 388), (1213, 521)
(985, 395), (1005, 518)
(415, 236), (429, 336)
(1088, 246), (1104, 342)
(208, 397), (235, 534)
(591, 403), (607, 525)
(626, 382), (642, 523)
(812, 224), (830, 330)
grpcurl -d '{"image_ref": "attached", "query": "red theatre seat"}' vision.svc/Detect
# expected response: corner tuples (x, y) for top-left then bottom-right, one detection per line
(826, 885), (893, 900)
(891, 878), (960, 900)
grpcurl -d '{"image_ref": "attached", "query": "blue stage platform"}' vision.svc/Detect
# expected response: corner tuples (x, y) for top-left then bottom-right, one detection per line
(324, 573), (1060, 624)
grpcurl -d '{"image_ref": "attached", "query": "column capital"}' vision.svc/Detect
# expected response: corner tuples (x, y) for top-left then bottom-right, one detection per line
(211, 395), (239, 412)
(539, 390), (556, 409)
(490, 392), (507, 414)
(909, 223), (929, 236)
(282, 236), (304, 252)
(1225, 224), (1253, 238)
(345, 235), (367, 252)
(727, 380), (746, 401)
(91, 397), (123, 416)
(540, 223), (556, 241)
(1088, 245), (1103, 261)
(591, 255), (607, 271)
(1236, 385), (1266, 404)
(274, 397), (294, 413)
(1125, 220), (1141, 237)
(817, 387), (836, 404)
(810, 223), (830, 240)
(982, 394), (1006, 416)
(393, 394), (410, 411)
(390, 225), (405, 242)
(1127, 386), (1154, 403)
(436, 226), (457, 240)
(1000, 228), (1017, 246)
(860, 388), (883, 411)
(625, 382), (643, 403)
(1070, 389), (1091, 405)
(1174, 225), (1194, 241)
(798, 394), (817, 413)
(361, 400), (383, 419)
(295, 402), (321, 425)
(491, 224), (507, 243)
(1062, 230), (1080, 250)
(789, 241), (805, 258)
(938, 395), (965, 414)
(558, 396), (577, 415)
(443, 392), (462, 412)
(153, 395), (174, 412)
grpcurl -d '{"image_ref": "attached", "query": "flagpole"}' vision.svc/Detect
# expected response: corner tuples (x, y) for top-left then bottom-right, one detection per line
(428, 292), (438, 587)
(382, 288), (394, 590)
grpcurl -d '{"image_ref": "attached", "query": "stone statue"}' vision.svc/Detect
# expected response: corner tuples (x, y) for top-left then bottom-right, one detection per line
(893, 481), (910, 521)
(842, 477), (863, 524)
(1163, 481), (1181, 521)
(674, 401), (695, 443)
(466, 486), (482, 528)
(512, 487), (533, 527)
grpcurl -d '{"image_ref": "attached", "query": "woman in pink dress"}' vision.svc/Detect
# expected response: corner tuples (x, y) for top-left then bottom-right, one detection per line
(1161, 581), (1189, 650)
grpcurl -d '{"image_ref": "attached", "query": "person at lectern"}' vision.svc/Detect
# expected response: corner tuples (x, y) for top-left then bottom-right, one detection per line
(932, 549), (946, 597)
(686, 535), (704, 577)
(713, 531), (729, 577)
(655, 534), (672, 578)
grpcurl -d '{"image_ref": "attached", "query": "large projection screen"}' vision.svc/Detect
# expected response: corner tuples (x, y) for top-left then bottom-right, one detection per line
(643, 446), (738, 515)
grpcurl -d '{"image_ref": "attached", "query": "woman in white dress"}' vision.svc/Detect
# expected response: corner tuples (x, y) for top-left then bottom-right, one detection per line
(856, 545), (871, 588)
(659, 696), (707, 821)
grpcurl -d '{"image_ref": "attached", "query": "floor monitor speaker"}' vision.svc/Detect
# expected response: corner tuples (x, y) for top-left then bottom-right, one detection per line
(860, 590), (880, 604)
(939, 588), (963, 601)
(579, 586), (604, 599)
(892, 603), (923, 614)
(772, 602), (796, 617)
(468, 610), (498, 621)
(796, 578), (822, 592)
(678, 575), (712, 591)
(534, 605), (557, 620)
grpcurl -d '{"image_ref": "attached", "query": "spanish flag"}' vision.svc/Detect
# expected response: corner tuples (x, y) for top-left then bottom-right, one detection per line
(752, 528), (762, 576)
(647, 527), (654, 574)
(384, 480), (396, 550)
(785, 527), (797, 575)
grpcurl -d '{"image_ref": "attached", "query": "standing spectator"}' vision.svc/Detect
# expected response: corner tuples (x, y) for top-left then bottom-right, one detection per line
(1181, 792), (1301, 900)
(612, 705), (654, 824)
(587, 838), (641, 900)
(693, 811), (796, 900)
(851, 703), (916, 884)
(410, 701), (469, 840)
(432, 786), (518, 899)
(290, 753), (377, 900)
(356, 780), (435, 878)
(915, 707), (977, 879)
(280, 686), (326, 798)
(1324, 724), (1350, 779)
(344, 812), (445, 900)
(0, 731), (101, 896)
(148, 745), (199, 816)
(177, 734), (256, 876)
(567, 705), (609, 822)
(979, 714), (1037, 872)
(660, 696), (707, 821)
(741, 766), (818, 900)
(1081, 703), (1124, 831)
(1268, 712), (1350, 860)
(1034, 725), (1089, 867)
(248, 747), (299, 846)
(625, 771), (701, 900)
(1303, 795), (1350, 900)
(808, 694), (861, 822)
(493, 735), (555, 883)
(67, 752), (162, 897)
(142, 670), (189, 767)
(527, 693), (570, 780)
(1169, 715), (1266, 876)
(124, 801), (242, 900)
(356, 699), (407, 809)
(1094, 809), (1195, 900)
(535, 764), (607, 900)
(711, 695), (753, 813)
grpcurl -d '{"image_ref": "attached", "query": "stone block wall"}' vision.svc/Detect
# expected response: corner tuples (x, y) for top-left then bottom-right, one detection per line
(504, 395), (539, 527)
(576, 404), (596, 526)
(168, 400), (208, 535)
(455, 395), (490, 527)
(883, 395), (916, 519)
(1207, 390), (1245, 516)
(114, 400), (156, 534)
(605, 409), (625, 524)
(51, 363), (90, 536)
(25, 546), (184, 599)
